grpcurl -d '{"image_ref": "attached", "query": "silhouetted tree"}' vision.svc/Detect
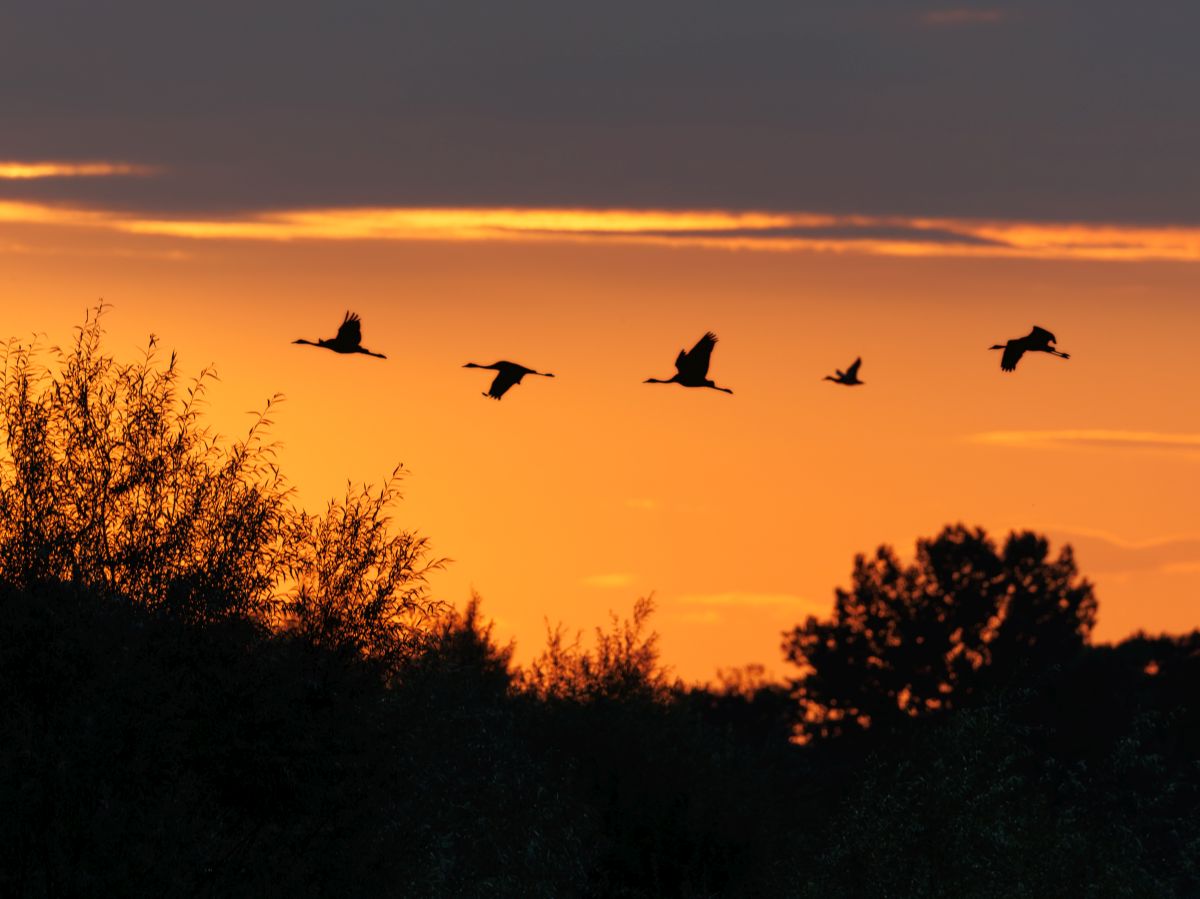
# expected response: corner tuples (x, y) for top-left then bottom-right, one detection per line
(0, 306), (441, 649)
(784, 525), (1097, 740)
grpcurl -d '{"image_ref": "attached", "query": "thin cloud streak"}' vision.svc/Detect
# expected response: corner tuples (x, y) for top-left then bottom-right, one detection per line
(1046, 527), (1200, 576)
(1162, 561), (1200, 575)
(581, 573), (636, 589)
(1045, 525), (1200, 550)
(0, 201), (112, 226)
(668, 593), (826, 628)
(679, 592), (822, 611)
(8, 201), (1200, 262)
(624, 498), (660, 511)
(972, 430), (1200, 454)
(0, 161), (158, 180)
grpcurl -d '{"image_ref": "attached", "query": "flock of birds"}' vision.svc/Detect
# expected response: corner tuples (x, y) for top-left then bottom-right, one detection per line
(293, 312), (1072, 400)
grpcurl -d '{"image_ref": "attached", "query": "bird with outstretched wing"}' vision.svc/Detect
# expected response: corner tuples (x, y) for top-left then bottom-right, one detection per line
(645, 331), (733, 393)
(293, 310), (387, 359)
(463, 360), (555, 400)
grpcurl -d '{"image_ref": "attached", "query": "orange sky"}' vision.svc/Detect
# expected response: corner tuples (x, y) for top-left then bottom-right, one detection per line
(3, 210), (1198, 682)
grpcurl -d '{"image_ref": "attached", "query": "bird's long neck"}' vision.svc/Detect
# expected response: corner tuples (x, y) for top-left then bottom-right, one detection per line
(293, 338), (317, 346)
(644, 376), (675, 384)
(988, 344), (1007, 350)
(823, 375), (838, 381)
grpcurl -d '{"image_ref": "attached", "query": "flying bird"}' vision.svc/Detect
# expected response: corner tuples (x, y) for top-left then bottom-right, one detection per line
(293, 311), (386, 359)
(463, 360), (555, 400)
(644, 331), (734, 394)
(989, 325), (1070, 372)
(824, 357), (864, 386)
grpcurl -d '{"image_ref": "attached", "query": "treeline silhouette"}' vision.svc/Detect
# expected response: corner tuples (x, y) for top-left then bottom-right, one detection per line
(1, 314), (1197, 897)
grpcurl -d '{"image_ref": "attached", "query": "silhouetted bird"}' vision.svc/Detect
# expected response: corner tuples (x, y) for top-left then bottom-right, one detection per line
(824, 357), (864, 386)
(463, 361), (555, 400)
(989, 325), (1070, 372)
(645, 331), (733, 394)
(293, 311), (387, 359)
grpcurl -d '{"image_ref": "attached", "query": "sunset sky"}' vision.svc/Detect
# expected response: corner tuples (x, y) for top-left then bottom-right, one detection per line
(3, 2), (1199, 681)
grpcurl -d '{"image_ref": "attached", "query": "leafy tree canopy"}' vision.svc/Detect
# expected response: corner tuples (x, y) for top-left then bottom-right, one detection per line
(784, 524), (1097, 740)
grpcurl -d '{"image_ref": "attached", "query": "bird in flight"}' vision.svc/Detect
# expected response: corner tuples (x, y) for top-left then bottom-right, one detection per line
(824, 357), (864, 386)
(989, 325), (1070, 372)
(645, 331), (733, 394)
(463, 360), (555, 400)
(293, 311), (387, 359)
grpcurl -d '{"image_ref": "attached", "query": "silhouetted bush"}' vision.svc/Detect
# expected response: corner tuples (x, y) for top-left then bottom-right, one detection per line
(0, 307), (288, 622)
(0, 307), (441, 659)
(784, 524), (1097, 741)
(514, 600), (806, 897)
(279, 471), (443, 673)
(522, 595), (670, 703)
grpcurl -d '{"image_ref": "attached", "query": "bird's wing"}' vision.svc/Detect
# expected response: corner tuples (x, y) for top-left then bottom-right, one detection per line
(487, 367), (523, 399)
(336, 312), (363, 347)
(1029, 325), (1056, 344)
(678, 332), (717, 378)
(846, 357), (862, 378)
(1000, 342), (1024, 371)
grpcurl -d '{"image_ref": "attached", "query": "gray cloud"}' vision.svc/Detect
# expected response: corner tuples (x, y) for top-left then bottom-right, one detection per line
(3, 1), (1200, 220)
(919, 8), (1010, 27)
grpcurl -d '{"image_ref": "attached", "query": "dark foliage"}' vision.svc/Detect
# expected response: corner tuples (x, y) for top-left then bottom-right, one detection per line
(4, 575), (1195, 897)
(0, 580), (799, 896)
(784, 524), (1097, 741)
(796, 634), (1200, 898)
